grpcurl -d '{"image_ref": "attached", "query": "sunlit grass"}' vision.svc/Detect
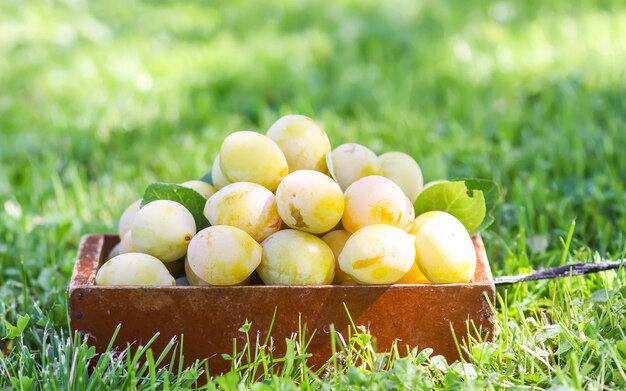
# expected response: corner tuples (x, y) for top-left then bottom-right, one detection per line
(1, 0), (625, 389)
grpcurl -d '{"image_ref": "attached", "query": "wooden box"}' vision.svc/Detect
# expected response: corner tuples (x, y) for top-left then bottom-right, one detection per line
(69, 234), (495, 374)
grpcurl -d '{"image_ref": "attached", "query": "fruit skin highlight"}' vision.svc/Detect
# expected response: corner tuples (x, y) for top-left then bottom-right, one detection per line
(342, 175), (408, 233)
(258, 229), (335, 285)
(184, 257), (209, 286)
(211, 155), (231, 190)
(187, 225), (262, 286)
(204, 182), (282, 242)
(219, 131), (289, 191)
(339, 224), (415, 284)
(400, 196), (416, 231)
(275, 170), (344, 234)
(96, 253), (175, 286)
(378, 152), (424, 204)
(321, 230), (353, 284)
(266, 115), (331, 173)
(407, 211), (454, 235)
(180, 180), (216, 199)
(131, 200), (196, 262)
(413, 211), (476, 283)
(118, 199), (141, 238)
(331, 143), (381, 190)
(107, 243), (121, 260)
(118, 231), (136, 253)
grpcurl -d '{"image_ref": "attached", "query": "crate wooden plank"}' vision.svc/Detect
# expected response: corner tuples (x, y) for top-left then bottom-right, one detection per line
(69, 234), (495, 374)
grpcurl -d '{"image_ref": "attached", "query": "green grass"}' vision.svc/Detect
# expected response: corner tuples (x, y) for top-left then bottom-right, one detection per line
(1, 0), (626, 389)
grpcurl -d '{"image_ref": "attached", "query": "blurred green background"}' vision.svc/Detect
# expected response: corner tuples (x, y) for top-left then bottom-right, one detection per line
(2, 0), (624, 262)
(1, 0), (626, 388)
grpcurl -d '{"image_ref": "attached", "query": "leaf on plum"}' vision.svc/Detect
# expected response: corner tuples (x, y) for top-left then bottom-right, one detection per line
(413, 180), (491, 234)
(141, 182), (210, 230)
(458, 178), (500, 233)
(325, 151), (339, 183)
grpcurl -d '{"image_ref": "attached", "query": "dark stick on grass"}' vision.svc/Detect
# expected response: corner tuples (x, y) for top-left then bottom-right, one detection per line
(495, 259), (626, 285)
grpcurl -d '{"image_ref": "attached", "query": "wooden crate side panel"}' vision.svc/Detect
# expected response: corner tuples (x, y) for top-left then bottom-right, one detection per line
(70, 284), (494, 373)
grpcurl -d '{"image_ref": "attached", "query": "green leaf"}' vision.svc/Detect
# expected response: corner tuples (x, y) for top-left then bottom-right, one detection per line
(588, 289), (614, 303)
(535, 324), (560, 342)
(458, 178), (500, 232)
(48, 303), (68, 327)
(4, 314), (30, 339)
(325, 151), (339, 183)
(215, 371), (240, 390)
(238, 320), (251, 333)
(141, 183), (210, 230)
(617, 340), (626, 359)
(443, 368), (464, 388)
(15, 376), (33, 390)
(413, 180), (486, 234)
